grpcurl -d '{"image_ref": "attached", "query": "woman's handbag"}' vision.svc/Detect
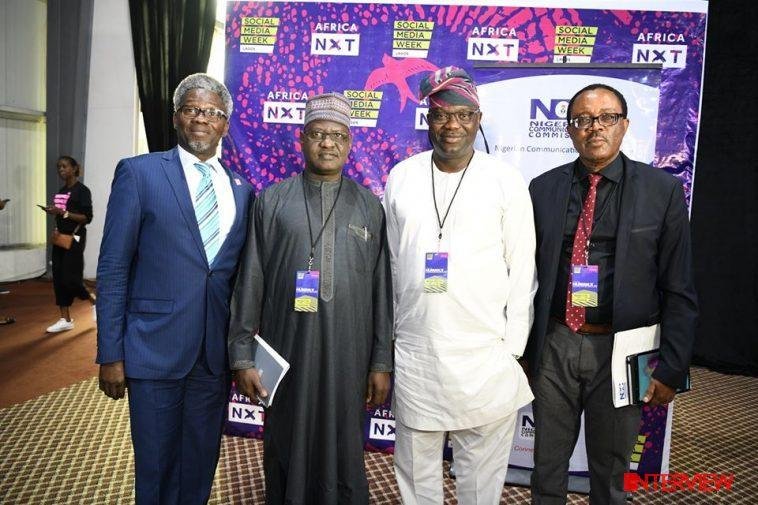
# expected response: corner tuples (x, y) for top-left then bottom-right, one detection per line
(51, 224), (81, 250)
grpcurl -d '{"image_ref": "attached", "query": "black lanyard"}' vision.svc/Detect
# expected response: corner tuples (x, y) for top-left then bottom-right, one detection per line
(302, 173), (343, 271)
(430, 152), (474, 240)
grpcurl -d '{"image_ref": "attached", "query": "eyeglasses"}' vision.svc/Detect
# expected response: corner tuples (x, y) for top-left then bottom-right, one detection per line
(304, 130), (350, 143)
(568, 112), (625, 129)
(177, 106), (228, 123)
(427, 109), (480, 125)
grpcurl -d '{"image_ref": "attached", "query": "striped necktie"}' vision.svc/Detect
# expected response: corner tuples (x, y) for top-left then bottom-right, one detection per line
(193, 162), (221, 265)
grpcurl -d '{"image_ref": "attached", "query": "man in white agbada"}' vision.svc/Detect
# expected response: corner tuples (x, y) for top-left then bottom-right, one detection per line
(383, 66), (537, 504)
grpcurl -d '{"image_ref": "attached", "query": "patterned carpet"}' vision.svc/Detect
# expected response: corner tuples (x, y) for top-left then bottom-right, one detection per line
(1, 367), (754, 504)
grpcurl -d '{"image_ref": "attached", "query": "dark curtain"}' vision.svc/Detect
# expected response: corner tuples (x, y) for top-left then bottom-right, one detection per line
(129, 0), (217, 152)
(690, 5), (758, 375)
(46, 0), (94, 274)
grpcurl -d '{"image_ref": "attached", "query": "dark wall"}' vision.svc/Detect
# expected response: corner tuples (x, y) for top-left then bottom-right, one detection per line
(690, 4), (758, 375)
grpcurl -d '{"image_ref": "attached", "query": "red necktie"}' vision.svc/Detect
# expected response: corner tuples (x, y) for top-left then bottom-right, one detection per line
(565, 173), (602, 332)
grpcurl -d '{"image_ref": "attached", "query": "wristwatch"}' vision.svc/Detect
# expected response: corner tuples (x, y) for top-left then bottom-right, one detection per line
(63, 211), (70, 219)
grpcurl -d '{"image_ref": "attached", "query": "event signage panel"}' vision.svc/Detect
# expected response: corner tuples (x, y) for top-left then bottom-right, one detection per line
(223, 0), (708, 479)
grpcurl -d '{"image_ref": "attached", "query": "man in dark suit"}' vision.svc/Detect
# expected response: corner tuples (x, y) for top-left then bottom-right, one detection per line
(526, 83), (697, 504)
(96, 73), (254, 504)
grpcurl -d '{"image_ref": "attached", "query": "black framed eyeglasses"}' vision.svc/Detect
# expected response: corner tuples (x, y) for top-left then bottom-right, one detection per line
(304, 130), (350, 143)
(427, 109), (480, 125)
(568, 112), (625, 129)
(177, 106), (228, 123)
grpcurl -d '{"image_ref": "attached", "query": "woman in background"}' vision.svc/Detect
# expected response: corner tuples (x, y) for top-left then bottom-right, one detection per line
(43, 155), (96, 333)
(0, 197), (14, 325)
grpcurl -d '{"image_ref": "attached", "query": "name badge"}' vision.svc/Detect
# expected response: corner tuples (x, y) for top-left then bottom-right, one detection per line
(424, 252), (448, 293)
(571, 264), (598, 307)
(294, 270), (319, 312)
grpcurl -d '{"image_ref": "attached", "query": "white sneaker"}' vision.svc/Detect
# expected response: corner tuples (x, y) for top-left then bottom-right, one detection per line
(47, 318), (74, 333)
(92, 305), (97, 322)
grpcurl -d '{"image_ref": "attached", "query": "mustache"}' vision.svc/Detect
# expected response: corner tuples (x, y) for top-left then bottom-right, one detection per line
(586, 133), (607, 141)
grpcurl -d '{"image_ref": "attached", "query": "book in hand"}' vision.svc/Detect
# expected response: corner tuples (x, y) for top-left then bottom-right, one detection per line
(253, 335), (290, 408)
(626, 349), (691, 405)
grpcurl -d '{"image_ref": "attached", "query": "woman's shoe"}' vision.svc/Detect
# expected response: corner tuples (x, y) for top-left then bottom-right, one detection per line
(46, 318), (74, 333)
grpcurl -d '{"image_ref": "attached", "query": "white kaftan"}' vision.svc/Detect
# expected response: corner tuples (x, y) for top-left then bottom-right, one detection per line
(383, 150), (537, 431)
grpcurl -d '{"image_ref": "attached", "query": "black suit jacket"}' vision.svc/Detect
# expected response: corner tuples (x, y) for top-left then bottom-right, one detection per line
(526, 153), (697, 389)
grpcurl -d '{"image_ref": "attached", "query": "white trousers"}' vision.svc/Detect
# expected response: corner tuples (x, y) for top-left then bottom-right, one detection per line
(394, 412), (518, 505)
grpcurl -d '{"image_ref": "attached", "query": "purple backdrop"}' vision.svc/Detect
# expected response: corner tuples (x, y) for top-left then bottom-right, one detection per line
(222, 0), (707, 478)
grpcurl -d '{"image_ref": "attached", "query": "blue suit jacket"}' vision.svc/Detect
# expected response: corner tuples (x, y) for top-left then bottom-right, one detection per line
(526, 153), (697, 389)
(96, 147), (254, 379)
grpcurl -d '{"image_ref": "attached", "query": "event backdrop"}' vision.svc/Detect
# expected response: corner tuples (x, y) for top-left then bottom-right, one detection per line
(222, 0), (708, 480)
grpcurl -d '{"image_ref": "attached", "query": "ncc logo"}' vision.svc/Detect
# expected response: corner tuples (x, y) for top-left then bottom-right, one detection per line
(519, 412), (535, 438)
(530, 99), (569, 120)
(632, 44), (687, 69)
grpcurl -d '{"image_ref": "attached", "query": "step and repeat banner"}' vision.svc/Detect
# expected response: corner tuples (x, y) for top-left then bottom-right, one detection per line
(222, 0), (707, 480)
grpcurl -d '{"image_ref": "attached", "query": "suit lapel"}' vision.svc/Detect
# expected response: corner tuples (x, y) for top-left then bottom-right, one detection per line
(214, 161), (247, 262)
(613, 153), (638, 299)
(161, 148), (208, 262)
(546, 163), (574, 278)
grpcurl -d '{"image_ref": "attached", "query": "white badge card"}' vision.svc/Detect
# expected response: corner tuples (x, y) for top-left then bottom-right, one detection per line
(424, 252), (448, 293)
(294, 270), (319, 312)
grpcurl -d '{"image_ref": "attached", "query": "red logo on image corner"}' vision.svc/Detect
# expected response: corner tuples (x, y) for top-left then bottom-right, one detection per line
(623, 472), (735, 493)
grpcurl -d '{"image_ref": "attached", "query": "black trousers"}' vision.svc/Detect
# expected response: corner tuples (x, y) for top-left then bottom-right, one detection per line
(51, 237), (90, 307)
(531, 321), (642, 505)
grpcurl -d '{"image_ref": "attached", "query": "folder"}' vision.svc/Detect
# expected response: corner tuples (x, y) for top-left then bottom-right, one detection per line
(253, 335), (290, 408)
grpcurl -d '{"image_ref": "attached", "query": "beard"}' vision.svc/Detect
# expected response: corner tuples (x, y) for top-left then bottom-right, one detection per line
(187, 139), (213, 154)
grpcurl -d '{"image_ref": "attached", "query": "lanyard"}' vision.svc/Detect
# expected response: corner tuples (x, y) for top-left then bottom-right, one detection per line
(302, 173), (343, 271)
(430, 152), (474, 241)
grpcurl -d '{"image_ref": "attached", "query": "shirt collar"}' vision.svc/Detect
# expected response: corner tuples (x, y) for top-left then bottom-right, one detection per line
(177, 144), (223, 175)
(574, 153), (624, 184)
(302, 170), (343, 188)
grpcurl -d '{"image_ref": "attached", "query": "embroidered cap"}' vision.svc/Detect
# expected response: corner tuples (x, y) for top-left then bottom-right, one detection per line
(303, 92), (352, 129)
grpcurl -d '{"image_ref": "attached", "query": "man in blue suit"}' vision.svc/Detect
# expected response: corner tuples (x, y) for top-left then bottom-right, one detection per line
(527, 84), (697, 504)
(96, 73), (254, 504)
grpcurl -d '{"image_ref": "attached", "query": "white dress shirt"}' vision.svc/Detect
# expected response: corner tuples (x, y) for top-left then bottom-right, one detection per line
(177, 145), (236, 257)
(383, 150), (537, 431)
